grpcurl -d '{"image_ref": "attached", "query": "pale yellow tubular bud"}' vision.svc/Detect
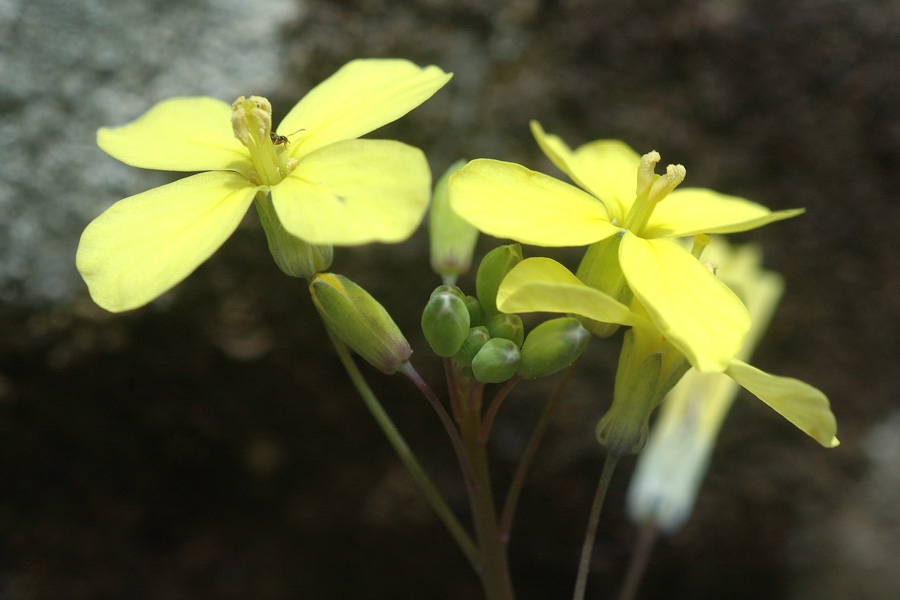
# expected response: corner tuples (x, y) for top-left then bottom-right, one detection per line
(430, 159), (479, 285)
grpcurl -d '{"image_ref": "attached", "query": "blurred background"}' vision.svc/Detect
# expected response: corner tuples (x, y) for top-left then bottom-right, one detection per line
(2, 0), (899, 598)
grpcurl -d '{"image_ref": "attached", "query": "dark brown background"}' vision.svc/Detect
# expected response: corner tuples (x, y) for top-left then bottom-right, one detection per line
(2, 0), (899, 598)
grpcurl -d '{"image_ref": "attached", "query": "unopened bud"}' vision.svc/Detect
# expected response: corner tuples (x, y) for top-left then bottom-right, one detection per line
(465, 295), (486, 327)
(429, 160), (479, 285)
(471, 337), (521, 384)
(422, 286), (471, 357)
(310, 273), (411, 374)
(476, 244), (523, 318)
(453, 326), (490, 367)
(518, 317), (590, 379)
(487, 313), (524, 347)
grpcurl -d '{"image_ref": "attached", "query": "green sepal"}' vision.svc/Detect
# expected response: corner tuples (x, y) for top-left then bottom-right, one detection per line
(596, 328), (661, 456)
(256, 192), (333, 279)
(574, 233), (630, 337)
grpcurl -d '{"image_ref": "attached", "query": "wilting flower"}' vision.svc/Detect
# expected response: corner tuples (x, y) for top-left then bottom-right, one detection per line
(78, 59), (451, 312)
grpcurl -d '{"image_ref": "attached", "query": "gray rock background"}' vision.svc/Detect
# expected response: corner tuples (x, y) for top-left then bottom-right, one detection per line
(2, 0), (899, 598)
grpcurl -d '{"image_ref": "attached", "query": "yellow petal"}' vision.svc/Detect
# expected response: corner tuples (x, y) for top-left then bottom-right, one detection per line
(619, 233), (750, 372)
(76, 172), (257, 312)
(278, 59), (452, 157)
(726, 359), (839, 448)
(497, 257), (636, 326)
(530, 121), (640, 222)
(271, 139), (430, 245)
(643, 187), (805, 238)
(449, 159), (619, 246)
(97, 97), (251, 173)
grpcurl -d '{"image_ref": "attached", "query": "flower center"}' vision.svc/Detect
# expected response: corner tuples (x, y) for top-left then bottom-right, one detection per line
(231, 96), (294, 186)
(622, 151), (686, 237)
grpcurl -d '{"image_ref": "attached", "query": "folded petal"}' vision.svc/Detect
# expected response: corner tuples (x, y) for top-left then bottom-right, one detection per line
(271, 139), (430, 245)
(643, 187), (805, 238)
(76, 172), (258, 312)
(278, 59), (452, 157)
(619, 233), (750, 373)
(530, 121), (639, 222)
(726, 359), (839, 448)
(497, 257), (637, 326)
(97, 97), (251, 173)
(449, 159), (619, 246)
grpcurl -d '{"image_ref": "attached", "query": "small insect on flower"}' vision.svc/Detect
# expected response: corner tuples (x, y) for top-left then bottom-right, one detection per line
(269, 128), (305, 146)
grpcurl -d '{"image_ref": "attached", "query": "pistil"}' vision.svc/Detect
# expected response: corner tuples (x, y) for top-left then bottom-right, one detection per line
(231, 95), (287, 186)
(622, 152), (686, 236)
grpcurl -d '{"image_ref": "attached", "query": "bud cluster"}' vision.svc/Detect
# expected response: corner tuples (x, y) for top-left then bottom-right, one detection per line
(421, 243), (590, 384)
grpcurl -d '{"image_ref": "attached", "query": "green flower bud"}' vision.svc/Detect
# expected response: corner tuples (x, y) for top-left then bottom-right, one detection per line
(422, 286), (471, 357)
(471, 337), (521, 384)
(575, 233), (631, 337)
(487, 313), (524, 347)
(465, 295), (486, 328)
(453, 326), (490, 367)
(476, 243), (523, 318)
(517, 317), (590, 379)
(256, 193), (333, 279)
(429, 159), (479, 285)
(310, 273), (411, 374)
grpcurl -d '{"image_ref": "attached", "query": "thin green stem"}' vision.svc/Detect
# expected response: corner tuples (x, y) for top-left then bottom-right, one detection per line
(458, 379), (516, 600)
(479, 375), (520, 444)
(324, 325), (479, 569)
(399, 362), (478, 491)
(499, 363), (576, 541)
(573, 452), (620, 600)
(618, 525), (659, 600)
(444, 357), (463, 424)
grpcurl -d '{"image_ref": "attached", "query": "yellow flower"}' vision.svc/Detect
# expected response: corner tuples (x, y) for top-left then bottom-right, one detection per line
(626, 238), (836, 532)
(449, 122), (802, 372)
(495, 255), (839, 448)
(78, 59), (452, 312)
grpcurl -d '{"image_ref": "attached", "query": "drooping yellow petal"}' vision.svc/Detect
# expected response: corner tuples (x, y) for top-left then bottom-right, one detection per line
(530, 121), (640, 222)
(619, 233), (750, 373)
(97, 97), (251, 173)
(643, 187), (805, 238)
(278, 59), (452, 158)
(497, 257), (638, 326)
(271, 139), (430, 245)
(726, 359), (839, 448)
(449, 159), (619, 246)
(76, 172), (258, 312)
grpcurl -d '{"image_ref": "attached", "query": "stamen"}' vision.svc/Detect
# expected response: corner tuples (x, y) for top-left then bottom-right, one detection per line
(648, 163), (686, 203)
(690, 234), (710, 260)
(636, 151), (661, 197)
